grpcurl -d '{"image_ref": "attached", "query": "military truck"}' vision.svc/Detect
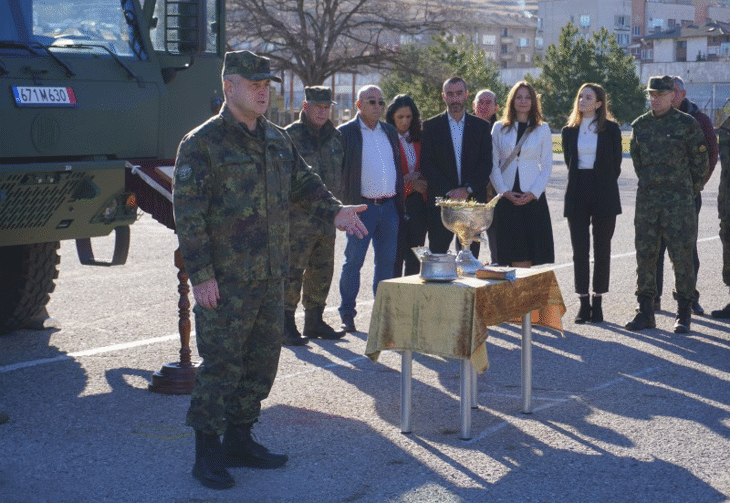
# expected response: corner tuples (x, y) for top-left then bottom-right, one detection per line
(0, 0), (225, 333)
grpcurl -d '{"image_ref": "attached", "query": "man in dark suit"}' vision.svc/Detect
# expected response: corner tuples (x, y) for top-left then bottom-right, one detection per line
(337, 85), (404, 332)
(421, 76), (493, 255)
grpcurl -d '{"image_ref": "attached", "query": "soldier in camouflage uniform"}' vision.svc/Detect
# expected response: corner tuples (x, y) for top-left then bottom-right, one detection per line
(282, 87), (345, 345)
(711, 115), (730, 318)
(625, 76), (709, 334)
(173, 51), (367, 490)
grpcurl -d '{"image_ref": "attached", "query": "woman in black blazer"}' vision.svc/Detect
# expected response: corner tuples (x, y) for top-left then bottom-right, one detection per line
(561, 83), (622, 323)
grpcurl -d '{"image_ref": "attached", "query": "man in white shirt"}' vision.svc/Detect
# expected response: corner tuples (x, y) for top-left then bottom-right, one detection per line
(337, 85), (404, 332)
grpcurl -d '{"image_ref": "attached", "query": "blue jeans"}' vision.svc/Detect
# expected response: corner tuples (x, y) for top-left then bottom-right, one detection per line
(339, 199), (399, 320)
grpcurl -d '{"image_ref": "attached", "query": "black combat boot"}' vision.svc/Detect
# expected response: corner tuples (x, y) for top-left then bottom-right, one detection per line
(282, 310), (308, 346)
(625, 296), (656, 331)
(591, 295), (603, 323)
(574, 296), (591, 324)
(192, 430), (235, 490)
(674, 299), (692, 334)
(303, 307), (346, 340)
(222, 422), (288, 469)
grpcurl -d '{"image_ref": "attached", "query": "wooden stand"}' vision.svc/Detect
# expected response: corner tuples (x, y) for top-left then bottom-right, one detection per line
(148, 247), (199, 394)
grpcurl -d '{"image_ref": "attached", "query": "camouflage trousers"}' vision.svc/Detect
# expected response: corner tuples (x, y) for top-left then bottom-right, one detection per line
(186, 278), (283, 435)
(284, 212), (336, 312)
(721, 219), (730, 287)
(634, 191), (697, 301)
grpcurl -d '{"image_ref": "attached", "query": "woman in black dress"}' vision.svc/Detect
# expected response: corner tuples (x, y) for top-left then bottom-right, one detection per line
(490, 81), (555, 269)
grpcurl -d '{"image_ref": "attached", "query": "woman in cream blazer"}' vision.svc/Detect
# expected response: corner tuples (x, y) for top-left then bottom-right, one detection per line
(490, 81), (555, 267)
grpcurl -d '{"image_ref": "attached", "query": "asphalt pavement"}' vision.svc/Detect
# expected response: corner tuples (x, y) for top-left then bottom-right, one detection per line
(1, 153), (729, 503)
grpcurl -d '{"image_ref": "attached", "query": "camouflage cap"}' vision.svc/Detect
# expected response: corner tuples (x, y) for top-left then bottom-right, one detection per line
(222, 50), (282, 82)
(646, 75), (674, 92)
(304, 86), (336, 104)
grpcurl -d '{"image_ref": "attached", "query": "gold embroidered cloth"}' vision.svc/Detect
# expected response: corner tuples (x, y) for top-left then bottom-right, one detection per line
(366, 269), (566, 373)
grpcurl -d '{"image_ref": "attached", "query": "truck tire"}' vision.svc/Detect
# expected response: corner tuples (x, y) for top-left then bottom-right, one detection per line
(0, 242), (60, 335)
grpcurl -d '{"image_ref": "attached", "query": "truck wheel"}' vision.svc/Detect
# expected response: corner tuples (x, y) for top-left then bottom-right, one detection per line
(0, 242), (60, 335)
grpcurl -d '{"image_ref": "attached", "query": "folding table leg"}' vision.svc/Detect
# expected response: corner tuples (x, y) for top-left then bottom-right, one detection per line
(521, 313), (533, 413)
(401, 350), (413, 433)
(459, 359), (473, 439)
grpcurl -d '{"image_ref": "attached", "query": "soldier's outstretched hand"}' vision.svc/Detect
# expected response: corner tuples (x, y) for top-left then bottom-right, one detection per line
(334, 205), (369, 239)
(193, 278), (220, 310)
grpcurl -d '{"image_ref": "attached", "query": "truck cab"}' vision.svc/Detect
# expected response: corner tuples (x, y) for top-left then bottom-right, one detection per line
(0, 0), (225, 333)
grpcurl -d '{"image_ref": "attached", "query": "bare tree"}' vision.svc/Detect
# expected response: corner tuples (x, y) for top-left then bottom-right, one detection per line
(227, 0), (452, 86)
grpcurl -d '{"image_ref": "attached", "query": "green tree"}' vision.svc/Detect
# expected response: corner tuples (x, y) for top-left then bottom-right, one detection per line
(381, 33), (508, 120)
(527, 23), (645, 128)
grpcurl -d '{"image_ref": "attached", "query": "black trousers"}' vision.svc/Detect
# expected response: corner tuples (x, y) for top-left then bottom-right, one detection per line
(656, 192), (702, 301)
(567, 171), (617, 295)
(426, 204), (480, 258)
(394, 192), (429, 276)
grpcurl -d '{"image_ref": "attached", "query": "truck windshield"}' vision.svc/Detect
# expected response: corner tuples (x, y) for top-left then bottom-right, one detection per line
(1, 0), (146, 59)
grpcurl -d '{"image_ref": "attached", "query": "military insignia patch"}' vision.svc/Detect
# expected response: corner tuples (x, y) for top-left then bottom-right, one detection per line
(699, 145), (707, 152)
(177, 165), (193, 181)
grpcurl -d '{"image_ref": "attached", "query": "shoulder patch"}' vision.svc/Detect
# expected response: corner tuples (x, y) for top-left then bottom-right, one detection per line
(177, 165), (193, 182)
(699, 145), (707, 152)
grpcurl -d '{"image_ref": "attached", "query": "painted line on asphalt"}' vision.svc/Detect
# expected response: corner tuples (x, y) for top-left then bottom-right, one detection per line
(0, 334), (179, 374)
(3, 232), (720, 374)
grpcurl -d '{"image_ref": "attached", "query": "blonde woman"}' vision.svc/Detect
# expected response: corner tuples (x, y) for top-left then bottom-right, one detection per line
(490, 81), (554, 268)
(561, 83), (622, 323)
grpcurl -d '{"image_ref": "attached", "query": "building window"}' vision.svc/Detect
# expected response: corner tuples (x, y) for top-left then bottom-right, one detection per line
(648, 18), (664, 32)
(633, 25), (641, 37)
(485, 51), (496, 60)
(668, 19), (676, 28)
(721, 42), (730, 57)
(615, 15), (629, 28)
(483, 34), (496, 45)
(501, 44), (508, 54)
(502, 28), (509, 37)
(580, 15), (590, 28)
(518, 37), (530, 47)
(535, 37), (543, 48)
(641, 48), (653, 60)
(616, 33), (629, 46)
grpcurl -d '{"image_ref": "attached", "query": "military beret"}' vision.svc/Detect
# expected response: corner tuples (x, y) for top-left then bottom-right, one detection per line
(646, 75), (674, 92)
(222, 50), (282, 83)
(304, 86), (336, 104)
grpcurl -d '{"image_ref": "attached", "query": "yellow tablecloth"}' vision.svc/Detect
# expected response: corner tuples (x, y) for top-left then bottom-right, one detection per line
(366, 268), (566, 373)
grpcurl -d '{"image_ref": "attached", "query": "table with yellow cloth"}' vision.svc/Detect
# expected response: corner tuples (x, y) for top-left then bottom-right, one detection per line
(366, 268), (565, 439)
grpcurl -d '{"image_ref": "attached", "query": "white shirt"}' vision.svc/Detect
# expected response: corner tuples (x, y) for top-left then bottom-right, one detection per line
(577, 120), (598, 170)
(399, 133), (417, 174)
(447, 112), (465, 184)
(359, 118), (397, 199)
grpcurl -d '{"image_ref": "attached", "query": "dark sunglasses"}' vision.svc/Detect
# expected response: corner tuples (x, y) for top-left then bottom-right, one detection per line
(366, 99), (385, 107)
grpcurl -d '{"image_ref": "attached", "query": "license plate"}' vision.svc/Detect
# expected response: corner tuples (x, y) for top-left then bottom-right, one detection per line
(12, 86), (77, 107)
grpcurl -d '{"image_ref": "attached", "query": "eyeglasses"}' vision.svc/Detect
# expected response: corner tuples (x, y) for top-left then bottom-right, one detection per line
(366, 99), (385, 107)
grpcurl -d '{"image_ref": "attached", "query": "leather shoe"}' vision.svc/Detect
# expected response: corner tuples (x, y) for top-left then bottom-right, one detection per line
(340, 316), (356, 333)
(691, 300), (704, 315)
(710, 303), (730, 318)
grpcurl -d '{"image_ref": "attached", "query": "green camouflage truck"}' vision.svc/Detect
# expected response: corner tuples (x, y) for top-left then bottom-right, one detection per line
(0, 0), (225, 333)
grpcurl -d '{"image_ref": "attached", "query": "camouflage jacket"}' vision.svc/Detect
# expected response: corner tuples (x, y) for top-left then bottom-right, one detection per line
(719, 116), (730, 221)
(630, 107), (709, 196)
(173, 105), (341, 286)
(284, 110), (344, 200)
